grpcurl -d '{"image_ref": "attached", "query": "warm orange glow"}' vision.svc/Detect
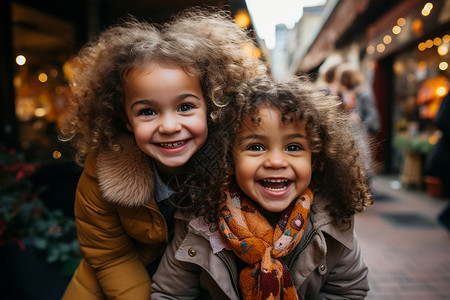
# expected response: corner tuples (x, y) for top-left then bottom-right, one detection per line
(428, 135), (439, 145)
(424, 2), (433, 10)
(376, 43), (385, 53)
(417, 61), (428, 70)
(38, 73), (48, 83)
(418, 42), (426, 51)
(416, 75), (448, 119)
(397, 17), (406, 26)
(425, 39), (434, 48)
(412, 19), (423, 35)
(242, 42), (261, 58)
(234, 9), (251, 28)
(367, 61), (376, 69)
(422, 2), (433, 16)
(366, 45), (375, 55)
(34, 107), (46, 117)
(439, 62), (448, 70)
(393, 61), (405, 74)
(392, 25), (401, 35)
(438, 44), (449, 56)
(436, 86), (448, 97)
(433, 37), (442, 46)
(443, 34), (450, 43)
(383, 35), (392, 44)
(53, 150), (62, 159)
(252, 47), (261, 58)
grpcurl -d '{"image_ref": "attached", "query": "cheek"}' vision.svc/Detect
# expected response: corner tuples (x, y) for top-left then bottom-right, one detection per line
(191, 115), (208, 139)
(301, 164), (313, 185)
(233, 158), (254, 180)
(132, 124), (154, 142)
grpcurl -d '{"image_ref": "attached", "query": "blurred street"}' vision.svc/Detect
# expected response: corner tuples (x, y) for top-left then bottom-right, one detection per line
(356, 175), (450, 299)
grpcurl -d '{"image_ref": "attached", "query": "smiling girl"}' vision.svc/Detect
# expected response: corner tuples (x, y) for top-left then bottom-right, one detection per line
(152, 76), (373, 299)
(59, 8), (266, 300)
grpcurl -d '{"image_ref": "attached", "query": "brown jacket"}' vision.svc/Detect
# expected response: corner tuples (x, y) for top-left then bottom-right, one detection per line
(151, 198), (369, 299)
(63, 137), (168, 300)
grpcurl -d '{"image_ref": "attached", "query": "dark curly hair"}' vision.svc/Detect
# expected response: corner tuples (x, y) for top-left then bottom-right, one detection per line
(196, 76), (373, 225)
(59, 7), (267, 165)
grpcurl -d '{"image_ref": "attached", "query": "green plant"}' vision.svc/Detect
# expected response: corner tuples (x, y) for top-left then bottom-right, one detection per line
(0, 147), (81, 276)
(393, 134), (434, 154)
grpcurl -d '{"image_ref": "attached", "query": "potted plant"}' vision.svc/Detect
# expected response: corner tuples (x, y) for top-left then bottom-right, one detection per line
(0, 147), (81, 300)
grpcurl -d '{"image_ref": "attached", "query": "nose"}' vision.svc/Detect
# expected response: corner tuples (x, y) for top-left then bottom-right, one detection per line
(158, 113), (182, 135)
(263, 150), (288, 169)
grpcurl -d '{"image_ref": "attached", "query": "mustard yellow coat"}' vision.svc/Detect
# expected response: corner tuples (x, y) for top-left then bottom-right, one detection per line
(62, 137), (168, 300)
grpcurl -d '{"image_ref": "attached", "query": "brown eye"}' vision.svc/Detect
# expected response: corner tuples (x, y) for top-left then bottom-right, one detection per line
(286, 144), (302, 152)
(178, 104), (194, 112)
(137, 109), (156, 116)
(247, 144), (264, 151)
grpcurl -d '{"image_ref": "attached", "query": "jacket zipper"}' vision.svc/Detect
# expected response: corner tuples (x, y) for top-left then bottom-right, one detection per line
(216, 251), (240, 299)
(288, 229), (318, 270)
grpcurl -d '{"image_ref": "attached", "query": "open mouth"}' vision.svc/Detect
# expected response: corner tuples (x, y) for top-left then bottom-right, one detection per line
(158, 140), (187, 149)
(259, 179), (290, 191)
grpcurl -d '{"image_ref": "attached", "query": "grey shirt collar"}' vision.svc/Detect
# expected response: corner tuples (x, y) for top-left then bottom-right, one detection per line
(152, 163), (174, 203)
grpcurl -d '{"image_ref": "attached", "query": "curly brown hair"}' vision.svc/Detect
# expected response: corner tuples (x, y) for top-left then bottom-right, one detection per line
(59, 7), (267, 165)
(198, 76), (373, 225)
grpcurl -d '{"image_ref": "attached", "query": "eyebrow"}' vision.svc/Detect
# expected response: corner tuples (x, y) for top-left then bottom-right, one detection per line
(235, 134), (263, 146)
(236, 133), (307, 145)
(130, 93), (202, 109)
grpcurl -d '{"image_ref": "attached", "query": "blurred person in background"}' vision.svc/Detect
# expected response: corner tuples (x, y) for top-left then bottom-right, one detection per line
(338, 67), (380, 139)
(321, 63), (342, 97)
(320, 64), (377, 184)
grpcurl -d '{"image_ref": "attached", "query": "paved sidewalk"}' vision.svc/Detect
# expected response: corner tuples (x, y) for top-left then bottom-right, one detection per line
(356, 175), (450, 300)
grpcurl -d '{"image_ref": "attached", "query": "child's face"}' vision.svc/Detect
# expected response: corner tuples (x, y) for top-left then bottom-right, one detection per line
(125, 62), (208, 174)
(232, 107), (312, 213)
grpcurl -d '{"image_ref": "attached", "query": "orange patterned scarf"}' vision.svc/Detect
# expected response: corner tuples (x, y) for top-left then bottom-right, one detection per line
(218, 185), (313, 300)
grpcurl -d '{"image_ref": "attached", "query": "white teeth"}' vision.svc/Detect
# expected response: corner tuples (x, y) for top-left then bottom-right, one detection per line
(262, 179), (288, 183)
(160, 140), (186, 148)
(261, 179), (289, 191)
(265, 186), (287, 191)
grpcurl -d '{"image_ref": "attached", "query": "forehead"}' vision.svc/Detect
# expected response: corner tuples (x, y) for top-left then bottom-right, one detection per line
(124, 62), (201, 90)
(237, 107), (305, 132)
(125, 60), (198, 81)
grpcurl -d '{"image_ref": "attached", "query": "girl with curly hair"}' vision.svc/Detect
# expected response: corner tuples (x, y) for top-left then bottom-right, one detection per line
(60, 8), (266, 300)
(152, 76), (373, 299)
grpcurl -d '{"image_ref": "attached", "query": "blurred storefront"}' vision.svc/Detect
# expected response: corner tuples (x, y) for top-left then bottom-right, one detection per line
(294, 0), (450, 189)
(9, 2), (80, 163)
(371, 1), (450, 187)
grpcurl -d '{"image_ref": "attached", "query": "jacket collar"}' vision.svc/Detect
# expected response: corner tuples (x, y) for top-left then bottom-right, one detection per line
(182, 192), (355, 253)
(310, 195), (355, 250)
(96, 136), (155, 207)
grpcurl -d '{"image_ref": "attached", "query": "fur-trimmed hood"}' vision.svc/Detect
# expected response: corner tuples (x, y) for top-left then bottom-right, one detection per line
(96, 136), (155, 207)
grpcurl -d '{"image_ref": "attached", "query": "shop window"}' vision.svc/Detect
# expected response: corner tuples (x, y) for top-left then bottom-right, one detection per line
(12, 2), (76, 163)
(391, 31), (449, 176)
(393, 33), (449, 134)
